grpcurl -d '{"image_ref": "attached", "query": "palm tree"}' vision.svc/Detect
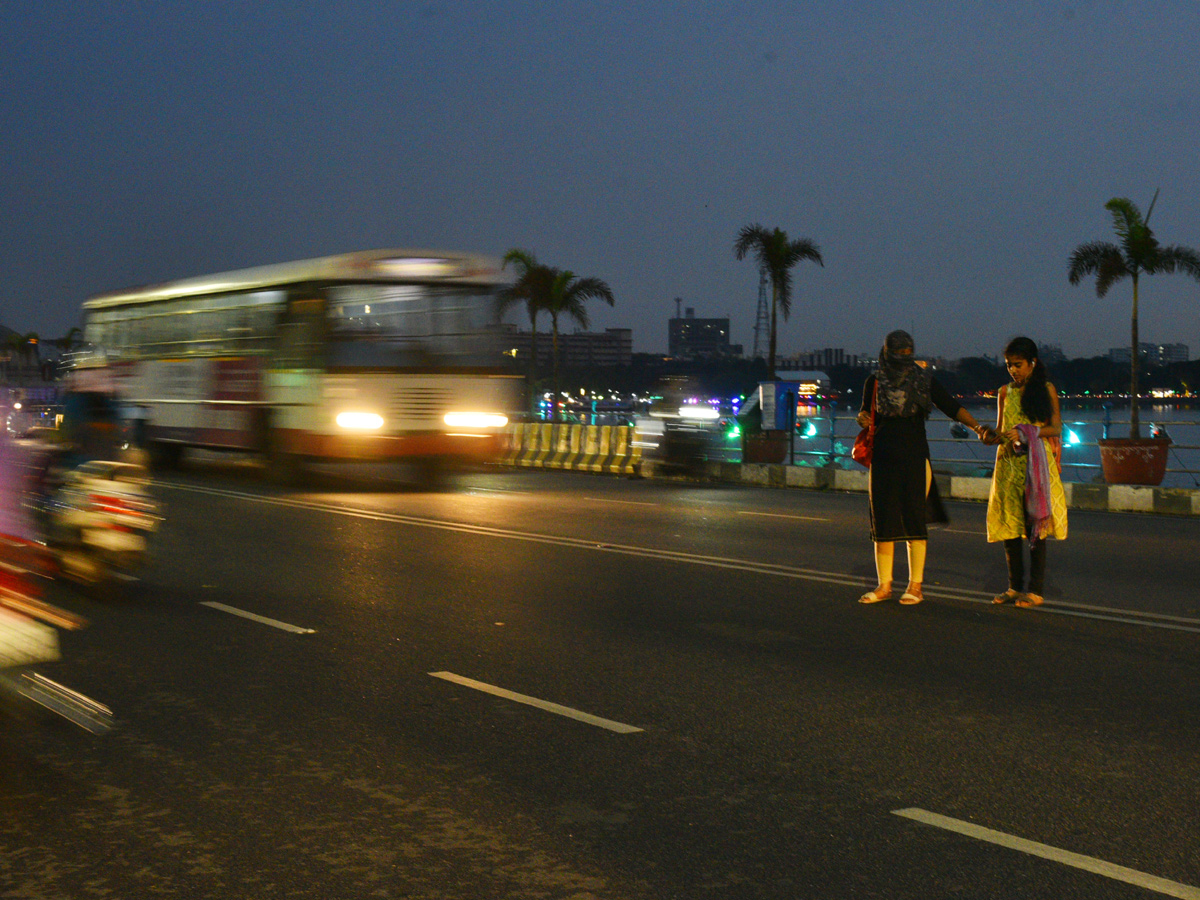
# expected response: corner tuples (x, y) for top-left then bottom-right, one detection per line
(498, 249), (553, 395)
(542, 268), (614, 407)
(1068, 193), (1200, 438)
(53, 326), (84, 352)
(733, 224), (823, 379)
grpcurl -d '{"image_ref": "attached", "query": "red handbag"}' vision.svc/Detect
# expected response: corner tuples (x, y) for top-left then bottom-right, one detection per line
(851, 382), (877, 468)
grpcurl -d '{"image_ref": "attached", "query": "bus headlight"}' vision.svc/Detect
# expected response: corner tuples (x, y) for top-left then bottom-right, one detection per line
(443, 412), (508, 429)
(336, 411), (385, 430)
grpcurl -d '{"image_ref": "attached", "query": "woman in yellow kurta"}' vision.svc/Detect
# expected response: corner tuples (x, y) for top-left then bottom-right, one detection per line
(986, 337), (1068, 608)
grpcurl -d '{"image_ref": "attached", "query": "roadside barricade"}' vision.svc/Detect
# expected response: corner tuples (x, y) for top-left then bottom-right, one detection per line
(504, 424), (640, 475)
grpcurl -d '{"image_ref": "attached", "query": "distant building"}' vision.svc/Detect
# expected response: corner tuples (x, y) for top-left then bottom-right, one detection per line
(1039, 344), (1066, 365)
(1108, 342), (1189, 365)
(496, 325), (633, 368)
(781, 348), (870, 369)
(668, 307), (742, 359)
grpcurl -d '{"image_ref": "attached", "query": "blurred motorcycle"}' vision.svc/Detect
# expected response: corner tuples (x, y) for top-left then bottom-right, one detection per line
(0, 535), (114, 734)
(39, 459), (161, 589)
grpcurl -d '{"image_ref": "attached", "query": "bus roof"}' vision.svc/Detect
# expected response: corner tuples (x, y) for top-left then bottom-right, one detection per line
(83, 248), (508, 310)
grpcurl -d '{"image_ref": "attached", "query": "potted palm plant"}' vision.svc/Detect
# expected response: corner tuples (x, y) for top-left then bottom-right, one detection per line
(733, 223), (823, 464)
(1068, 192), (1200, 485)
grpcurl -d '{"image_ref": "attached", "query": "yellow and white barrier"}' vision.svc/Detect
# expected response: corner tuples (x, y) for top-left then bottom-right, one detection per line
(504, 424), (640, 475)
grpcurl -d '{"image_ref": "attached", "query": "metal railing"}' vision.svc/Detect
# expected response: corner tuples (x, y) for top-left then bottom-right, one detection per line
(780, 407), (1200, 486)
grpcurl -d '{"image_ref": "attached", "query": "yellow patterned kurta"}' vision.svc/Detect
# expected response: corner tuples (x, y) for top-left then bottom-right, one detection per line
(986, 384), (1068, 542)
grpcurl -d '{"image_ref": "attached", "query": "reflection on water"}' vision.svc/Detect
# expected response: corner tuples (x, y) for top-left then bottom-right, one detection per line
(786, 403), (1200, 489)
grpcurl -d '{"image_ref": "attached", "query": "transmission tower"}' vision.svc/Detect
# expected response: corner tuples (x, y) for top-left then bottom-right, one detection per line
(752, 268), (770, 359)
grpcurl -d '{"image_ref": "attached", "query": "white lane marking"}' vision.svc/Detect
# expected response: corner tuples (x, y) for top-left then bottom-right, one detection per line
(164, 483), (1200, 634)
(738, 510), (830, 522)
(429, 671), (643, 734)
(200, 601), (316, 634)
(893, 808), (1200, 899)
(586, 497), (659, 507)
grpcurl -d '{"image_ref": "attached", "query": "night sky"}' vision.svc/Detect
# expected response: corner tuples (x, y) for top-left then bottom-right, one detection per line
(4, 1), (1199, 360)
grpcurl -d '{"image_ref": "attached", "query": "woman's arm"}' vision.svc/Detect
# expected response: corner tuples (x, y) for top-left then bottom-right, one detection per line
(1040, 383), (1063, 438)
(931, 378), (991, 439)
(855, 375), (876, 428)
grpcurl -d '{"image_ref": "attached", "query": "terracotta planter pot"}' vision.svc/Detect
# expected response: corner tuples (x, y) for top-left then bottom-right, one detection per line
(1097, 437), (1172, 486)
(742, 430), (788, 464)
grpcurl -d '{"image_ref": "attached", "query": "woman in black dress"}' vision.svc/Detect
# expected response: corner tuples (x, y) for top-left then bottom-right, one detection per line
(856, 331), (991, 605)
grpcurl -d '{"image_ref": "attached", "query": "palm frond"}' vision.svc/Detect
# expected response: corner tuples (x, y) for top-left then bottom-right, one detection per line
(733, 224), (770, 263)
(1067, 241), (1126, 294)
(1147, 245), (1200, 281)
(1104, 198), (1141, 244)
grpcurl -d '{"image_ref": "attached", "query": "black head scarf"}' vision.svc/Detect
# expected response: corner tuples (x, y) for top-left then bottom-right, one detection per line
(874, 330), (932, 417)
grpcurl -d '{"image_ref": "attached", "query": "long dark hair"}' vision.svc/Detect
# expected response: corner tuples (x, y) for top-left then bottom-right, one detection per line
(1005, 336), (1051, 424)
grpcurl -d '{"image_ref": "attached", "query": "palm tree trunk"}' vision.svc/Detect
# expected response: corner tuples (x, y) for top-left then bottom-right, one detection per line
(528, 313), (539, 416)
(1130, 275), (1140, 440)
(768, 282), (779, 381)
(551, 317), (560, 421)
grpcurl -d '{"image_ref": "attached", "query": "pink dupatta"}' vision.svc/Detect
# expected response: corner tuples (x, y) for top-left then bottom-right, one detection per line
(1016, 423), (1051, 545)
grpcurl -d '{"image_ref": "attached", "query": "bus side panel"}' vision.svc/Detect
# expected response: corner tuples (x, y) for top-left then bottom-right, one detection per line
(128, 357), (264, 450)
(208, 357), (264, 448)
(262, 369), (322, 454)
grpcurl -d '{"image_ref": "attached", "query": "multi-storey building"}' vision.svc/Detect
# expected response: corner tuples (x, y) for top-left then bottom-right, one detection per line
(1108, 343), (1189, 365)
(668, 307), (742, 359)
(495, 325), (633, 368)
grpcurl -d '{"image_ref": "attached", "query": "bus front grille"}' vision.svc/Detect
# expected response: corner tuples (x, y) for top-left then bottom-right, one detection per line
(392, 388), (451, 424)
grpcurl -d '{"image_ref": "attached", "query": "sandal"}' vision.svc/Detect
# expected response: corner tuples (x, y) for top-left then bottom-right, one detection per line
(993, 589), (1022, 605)
(899, 582), (924, 605)
(1015, 593), (1044, 608)
(859, 582), (892, 604)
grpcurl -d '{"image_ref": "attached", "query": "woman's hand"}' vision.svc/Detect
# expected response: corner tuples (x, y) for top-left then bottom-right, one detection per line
(856, 410), (871, 428)
(974, 424), (998, 444)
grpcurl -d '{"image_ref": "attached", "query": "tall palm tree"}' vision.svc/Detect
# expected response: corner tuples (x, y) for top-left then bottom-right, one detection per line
(1068, 193), (1200, 438)
(542, 268), (614, 407)
(53, 326), (84, 352)
(497, 249), (553, 392)
(733, 224), (823, 379)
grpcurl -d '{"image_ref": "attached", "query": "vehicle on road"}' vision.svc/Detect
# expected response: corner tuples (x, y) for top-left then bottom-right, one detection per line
(73, 249), (521, 484)
(37, 459), (160, 590)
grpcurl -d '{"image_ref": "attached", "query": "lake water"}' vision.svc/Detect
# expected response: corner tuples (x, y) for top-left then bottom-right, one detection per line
(787, 402), (1200, 489)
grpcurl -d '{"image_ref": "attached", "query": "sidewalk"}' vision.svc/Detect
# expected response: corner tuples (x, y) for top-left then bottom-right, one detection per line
(648, 460), (1200, 517)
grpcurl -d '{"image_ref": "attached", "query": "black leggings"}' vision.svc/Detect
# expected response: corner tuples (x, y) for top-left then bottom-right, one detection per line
(1004, 536), (1047, 595)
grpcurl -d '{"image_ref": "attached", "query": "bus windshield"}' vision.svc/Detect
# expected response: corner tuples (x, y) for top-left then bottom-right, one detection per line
(326, 284), (505, 368)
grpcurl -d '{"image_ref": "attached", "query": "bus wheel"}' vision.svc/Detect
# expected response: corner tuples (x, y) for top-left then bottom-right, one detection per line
(414, 457), (455, 491)
(265, 438), (305, 486)
(147, 441), (184, 471)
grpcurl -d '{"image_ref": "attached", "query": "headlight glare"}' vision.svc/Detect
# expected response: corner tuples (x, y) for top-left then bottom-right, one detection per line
(336, 411), (385, 430)
(443, 412), (508, 428)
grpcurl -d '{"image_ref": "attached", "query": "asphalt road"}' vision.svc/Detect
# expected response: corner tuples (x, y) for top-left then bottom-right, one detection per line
(3, 462), (1199, 899)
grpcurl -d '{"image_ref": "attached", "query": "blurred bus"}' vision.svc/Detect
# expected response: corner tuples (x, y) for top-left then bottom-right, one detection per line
(73, 249), (520, 481)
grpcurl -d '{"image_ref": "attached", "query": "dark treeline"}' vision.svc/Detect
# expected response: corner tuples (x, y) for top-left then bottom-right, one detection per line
(933, 357), (1200, 399)
(551, 355), (1200, 404)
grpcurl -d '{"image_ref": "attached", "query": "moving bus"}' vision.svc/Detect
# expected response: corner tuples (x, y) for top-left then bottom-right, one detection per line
(73, 249), (520, 481)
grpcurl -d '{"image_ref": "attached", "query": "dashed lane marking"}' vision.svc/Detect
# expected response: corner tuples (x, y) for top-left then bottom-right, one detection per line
(429, 671), (643, 734)
(737, 510), (830, 522)
(894, 808), (1200, 899)
(200, 601), (316, 634)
